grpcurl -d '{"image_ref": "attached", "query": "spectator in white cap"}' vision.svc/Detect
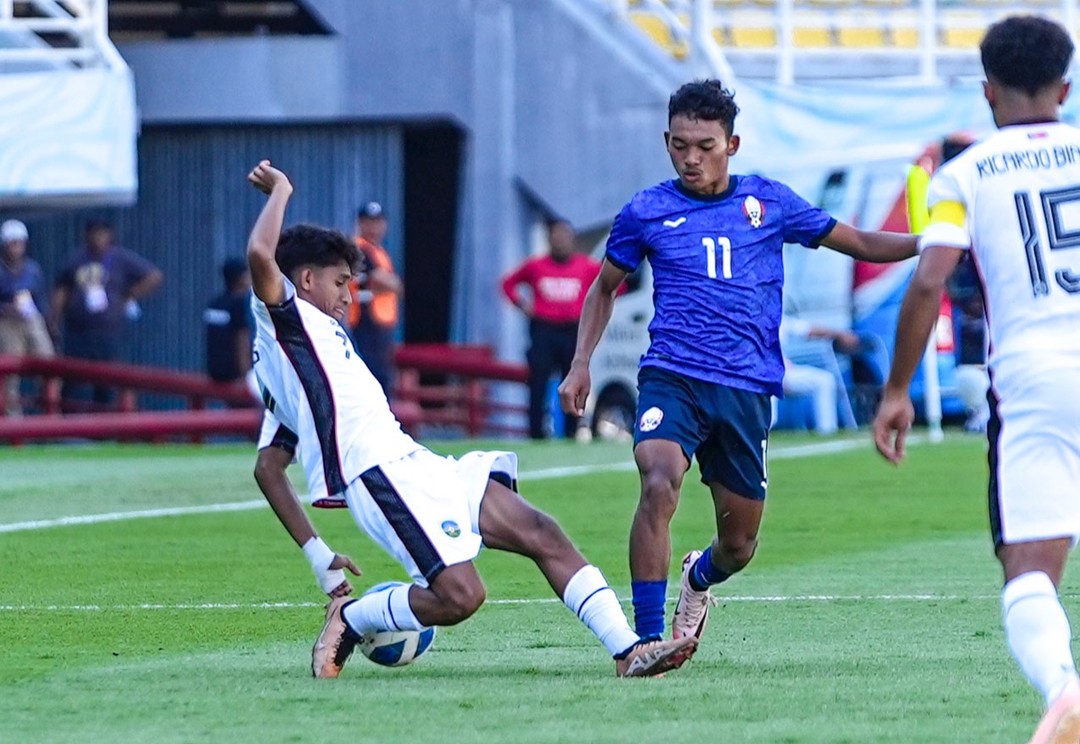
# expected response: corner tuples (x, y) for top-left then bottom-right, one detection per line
(0, 219), (55, 416)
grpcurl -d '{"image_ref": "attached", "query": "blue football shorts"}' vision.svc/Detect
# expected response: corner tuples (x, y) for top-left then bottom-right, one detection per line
(633, 365), (772, 500)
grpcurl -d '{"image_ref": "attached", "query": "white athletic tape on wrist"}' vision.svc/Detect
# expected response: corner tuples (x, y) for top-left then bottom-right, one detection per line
(316, 568), (347, 595)
(302, 537), (346, 594)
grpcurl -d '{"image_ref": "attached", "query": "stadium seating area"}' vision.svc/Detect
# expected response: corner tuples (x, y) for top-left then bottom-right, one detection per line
(621, 0), (1074, 58)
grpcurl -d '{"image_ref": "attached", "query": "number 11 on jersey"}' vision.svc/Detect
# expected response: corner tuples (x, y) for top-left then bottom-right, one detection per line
(702, 236), (732, 279)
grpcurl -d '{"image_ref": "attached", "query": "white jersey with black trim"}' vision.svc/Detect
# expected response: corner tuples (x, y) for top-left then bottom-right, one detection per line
(256, 408), (341, 507)
(922, 122), (1080, 398)
(251, 277), (420, 497)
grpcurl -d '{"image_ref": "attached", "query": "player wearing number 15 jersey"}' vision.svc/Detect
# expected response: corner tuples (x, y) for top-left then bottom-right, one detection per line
(873, 17), (1080, 744)
(558, 79), (917, 647)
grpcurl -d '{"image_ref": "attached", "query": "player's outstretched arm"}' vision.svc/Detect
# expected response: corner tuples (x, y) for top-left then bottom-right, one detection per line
(254, 445), (361, 597)
(558, 259), (627, 417)
(246, 160), (293, 307)
(820, 223), (918, 264)
(872, 244), (964, 463)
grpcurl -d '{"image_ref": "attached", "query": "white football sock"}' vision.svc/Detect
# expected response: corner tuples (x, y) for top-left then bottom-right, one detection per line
(342, 584), (427, 634)
(1002, 571), (1080, 706)
(562, 565), (640, 657)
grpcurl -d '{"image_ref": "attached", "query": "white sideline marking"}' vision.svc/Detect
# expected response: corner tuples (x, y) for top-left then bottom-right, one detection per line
(0, 500), (267, 534)
(0, 437), (885, 535)
(0, 593), (1005, 612)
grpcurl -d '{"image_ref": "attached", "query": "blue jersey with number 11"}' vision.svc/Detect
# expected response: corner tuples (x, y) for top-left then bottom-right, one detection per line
(606, 176), (836, 396)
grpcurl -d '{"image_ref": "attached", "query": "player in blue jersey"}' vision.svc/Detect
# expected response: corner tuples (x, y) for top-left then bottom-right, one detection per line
(559, 79), (918, 646)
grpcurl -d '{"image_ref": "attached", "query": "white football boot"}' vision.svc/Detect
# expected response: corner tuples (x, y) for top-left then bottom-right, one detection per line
(672, 550), (717, 642)
(312, 596), (358, 678)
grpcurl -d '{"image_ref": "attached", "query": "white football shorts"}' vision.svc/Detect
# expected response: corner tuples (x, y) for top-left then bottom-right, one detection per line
(991, 364), (1080, 547)
(344, 448), (518, 586)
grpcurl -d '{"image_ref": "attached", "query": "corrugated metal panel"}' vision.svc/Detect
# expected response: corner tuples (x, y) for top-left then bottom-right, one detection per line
(14, 123), (403, 382)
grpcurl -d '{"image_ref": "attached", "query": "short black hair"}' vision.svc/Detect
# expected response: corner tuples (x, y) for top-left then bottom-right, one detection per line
(85, 218), (112, 234)
(981, 15), (1074, 97)
(668, 80), (740, 136)
(942, 133), (975, 163)
(275, 224), (360, 281)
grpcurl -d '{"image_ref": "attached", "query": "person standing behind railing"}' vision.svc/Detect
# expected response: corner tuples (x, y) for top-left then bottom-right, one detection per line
(502, 219), (603, 440)
(204, 257), (260, 403)
(50, 219), (163, 409)
(350, 202), (402, 398)
(0, 220), (55, 416)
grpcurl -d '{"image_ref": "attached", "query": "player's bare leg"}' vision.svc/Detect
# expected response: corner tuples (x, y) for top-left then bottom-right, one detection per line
(409, 563), (487, 625)
(999, 538), (1071, 586)
(478, 479), (587, 592)
(997, 538), (1080, 744)
(626, 439), (689, 639)
(478, 479), (696, 677)
(709, 483), (762, 574)
(673, 484), (762, 642)
(630, 440), (688, 583)
(343, 563), (485, 636)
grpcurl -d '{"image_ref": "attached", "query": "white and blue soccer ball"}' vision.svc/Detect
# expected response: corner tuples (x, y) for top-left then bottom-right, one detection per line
(357, 581), (436, 667)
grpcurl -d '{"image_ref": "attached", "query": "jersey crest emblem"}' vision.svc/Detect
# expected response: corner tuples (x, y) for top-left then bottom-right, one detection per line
(743, 195), (765, 228)
(639, 406), (664, 433)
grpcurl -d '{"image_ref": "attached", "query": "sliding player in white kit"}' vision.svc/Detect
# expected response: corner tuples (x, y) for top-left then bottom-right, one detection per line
(872, 17), (1080, 744)
(243, 160), (697, 680)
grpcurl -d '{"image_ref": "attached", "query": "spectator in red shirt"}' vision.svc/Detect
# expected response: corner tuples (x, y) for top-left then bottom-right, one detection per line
(502, 219), (602, 439)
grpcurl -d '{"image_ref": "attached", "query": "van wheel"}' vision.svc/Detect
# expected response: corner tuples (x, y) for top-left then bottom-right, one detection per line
(592, 388), (636, 441)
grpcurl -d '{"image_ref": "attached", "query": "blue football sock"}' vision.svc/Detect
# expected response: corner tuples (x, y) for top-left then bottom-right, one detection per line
(631, 580), (667, 639)
(689, 546), (731, 592)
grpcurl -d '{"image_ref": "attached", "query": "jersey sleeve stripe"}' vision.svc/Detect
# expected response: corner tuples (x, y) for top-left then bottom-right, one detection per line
(919, 222), (970, 252)
(808, 217), (838, 248)
(269, 424), (298, 455)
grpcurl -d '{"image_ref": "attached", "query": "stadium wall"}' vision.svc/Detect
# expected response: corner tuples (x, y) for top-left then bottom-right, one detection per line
(17, 123), (403, 375)
(108, 0), (685, 363)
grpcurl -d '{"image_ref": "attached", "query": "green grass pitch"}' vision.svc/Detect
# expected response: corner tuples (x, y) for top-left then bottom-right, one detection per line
(0, 433), (1066, 742)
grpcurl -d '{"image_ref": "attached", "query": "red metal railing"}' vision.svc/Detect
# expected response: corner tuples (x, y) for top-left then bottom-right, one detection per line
(0, 354), (257, 412)
(393, 344), (528, 437)
(0, 354), (261, 444)
(0, 345), (530, 443)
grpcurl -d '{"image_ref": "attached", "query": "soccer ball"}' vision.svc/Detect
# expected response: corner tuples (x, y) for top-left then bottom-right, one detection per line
(357, 582), (436, 667)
